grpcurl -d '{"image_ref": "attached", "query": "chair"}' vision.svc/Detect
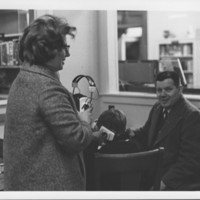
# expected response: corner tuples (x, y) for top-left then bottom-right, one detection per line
(94, 147), (164, 191)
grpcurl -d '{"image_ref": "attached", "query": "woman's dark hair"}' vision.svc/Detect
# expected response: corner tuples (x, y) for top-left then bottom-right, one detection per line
(19, 14), (76, 66)
(156, 71), (180, 87)
(96, 109), (127, 137)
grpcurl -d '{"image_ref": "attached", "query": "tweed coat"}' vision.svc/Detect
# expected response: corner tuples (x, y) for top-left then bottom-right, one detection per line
(3, 64), (93, 191)
(134, 95), (200, 190)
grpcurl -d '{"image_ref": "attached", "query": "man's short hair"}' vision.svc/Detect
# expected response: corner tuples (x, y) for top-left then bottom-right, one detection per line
(156, 71), (180, 87)
(96, 109), (127, 137)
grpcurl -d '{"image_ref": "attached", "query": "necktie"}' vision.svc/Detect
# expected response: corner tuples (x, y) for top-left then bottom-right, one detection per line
(163, 108), (169, 120)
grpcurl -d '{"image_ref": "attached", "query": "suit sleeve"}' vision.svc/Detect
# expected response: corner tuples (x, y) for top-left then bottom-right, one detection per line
(162, 110), (200, 189)
(39, 81), (93, 154)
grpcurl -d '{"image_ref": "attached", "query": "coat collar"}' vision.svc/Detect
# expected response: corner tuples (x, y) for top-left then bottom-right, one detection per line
(20, 63), (79, 113)
(20, 63), (60, 82)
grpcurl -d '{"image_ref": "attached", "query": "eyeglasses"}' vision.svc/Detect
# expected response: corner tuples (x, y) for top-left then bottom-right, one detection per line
(63, 44), (70, 53)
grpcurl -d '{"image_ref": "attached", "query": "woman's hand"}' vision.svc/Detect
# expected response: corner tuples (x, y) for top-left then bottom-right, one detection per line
(92, 130), (108, 146)
(78, 106), (93, 124)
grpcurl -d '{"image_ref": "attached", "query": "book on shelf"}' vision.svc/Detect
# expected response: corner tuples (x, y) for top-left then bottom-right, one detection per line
(7, 41), (14, 66)
(1, 42), (7, 66)
(0, 39), (20, 67)
(13, 39), (20, 65)
(182, 44), (193, 56)
(160, 42), (193, 57)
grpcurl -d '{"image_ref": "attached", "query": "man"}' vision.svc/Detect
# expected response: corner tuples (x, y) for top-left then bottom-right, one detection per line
(129, 71), (200, 190)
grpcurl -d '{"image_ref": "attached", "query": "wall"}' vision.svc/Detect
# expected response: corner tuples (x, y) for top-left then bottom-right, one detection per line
(99, 93), (200, 130)
(54, 10), (101, 119)
(98, 93), (156, 129)
(52, 11), (99, 91)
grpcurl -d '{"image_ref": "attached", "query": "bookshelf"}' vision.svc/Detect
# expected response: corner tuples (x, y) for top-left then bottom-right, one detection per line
(158, 39), (200, 88)
(0, 10), (34, 94)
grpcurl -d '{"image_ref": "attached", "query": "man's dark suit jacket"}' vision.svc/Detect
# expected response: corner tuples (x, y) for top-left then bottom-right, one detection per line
(134, 95), (200, 190)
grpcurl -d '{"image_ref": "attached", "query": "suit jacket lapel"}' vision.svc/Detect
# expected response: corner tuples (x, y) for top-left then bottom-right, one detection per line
(154, 114), (182, 145)
(153, 97), (184, 146)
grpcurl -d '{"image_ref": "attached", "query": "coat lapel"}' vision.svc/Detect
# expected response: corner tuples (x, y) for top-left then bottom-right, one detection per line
(154, 114), (182, 145)
(153, 97), (184, 146)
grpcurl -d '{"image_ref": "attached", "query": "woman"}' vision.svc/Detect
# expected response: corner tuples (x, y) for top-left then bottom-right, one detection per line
(3, 14), (94, 191)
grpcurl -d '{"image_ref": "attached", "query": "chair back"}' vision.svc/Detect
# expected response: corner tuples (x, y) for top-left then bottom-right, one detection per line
(94, 147), (164, 191)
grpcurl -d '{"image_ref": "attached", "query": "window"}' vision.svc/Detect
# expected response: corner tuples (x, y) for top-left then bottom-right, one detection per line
(117, 10), (200, 95)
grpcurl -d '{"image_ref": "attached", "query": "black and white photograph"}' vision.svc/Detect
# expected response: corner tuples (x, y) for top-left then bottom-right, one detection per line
(0, 0), (200, 199)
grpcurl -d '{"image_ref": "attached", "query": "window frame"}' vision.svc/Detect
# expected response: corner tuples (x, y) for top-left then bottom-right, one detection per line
(98, 10), (200, 99)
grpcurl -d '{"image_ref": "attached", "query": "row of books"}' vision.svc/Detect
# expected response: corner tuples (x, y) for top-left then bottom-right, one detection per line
(0, 39), (20, 66)
(159, 43), (193, 57)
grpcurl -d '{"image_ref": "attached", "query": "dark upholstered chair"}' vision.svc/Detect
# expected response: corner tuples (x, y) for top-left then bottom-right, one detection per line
(94, 147), (164, 191)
